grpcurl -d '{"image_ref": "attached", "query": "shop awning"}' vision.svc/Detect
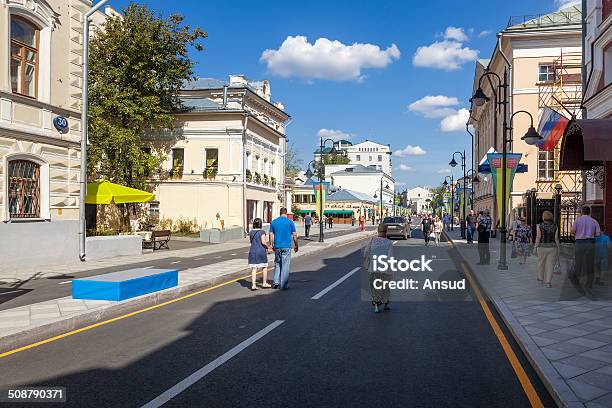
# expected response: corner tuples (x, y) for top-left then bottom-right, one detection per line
(560, 119), (612, 170)
(324, 210), (353, 215)
(85, 180), (155, 204)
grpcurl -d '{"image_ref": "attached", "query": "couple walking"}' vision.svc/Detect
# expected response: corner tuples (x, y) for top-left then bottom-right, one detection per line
(420, 214), (443, 246)
(248, 208), (298, 291)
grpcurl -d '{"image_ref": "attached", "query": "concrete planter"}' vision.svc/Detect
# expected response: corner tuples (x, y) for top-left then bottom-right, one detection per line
(200, 226), (244, 243)
(86, 235), (142, 260)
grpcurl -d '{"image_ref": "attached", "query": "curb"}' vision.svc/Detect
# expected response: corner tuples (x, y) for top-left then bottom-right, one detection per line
(443, 231), (583, 408)
(0, 231), (372, 356)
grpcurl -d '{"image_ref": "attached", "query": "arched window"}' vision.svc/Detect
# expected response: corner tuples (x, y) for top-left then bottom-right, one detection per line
(8, 159), (41, 218)
(10, 17), (39, 98)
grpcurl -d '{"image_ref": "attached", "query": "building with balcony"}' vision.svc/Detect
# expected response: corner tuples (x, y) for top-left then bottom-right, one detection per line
(0, 0), (113, 267)
(150, 75), (290, 232)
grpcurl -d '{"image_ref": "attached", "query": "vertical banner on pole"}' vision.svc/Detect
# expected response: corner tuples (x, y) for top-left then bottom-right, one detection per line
(443, 191), (450, 214)
(488, 153), (522, 222)
(312, 181), (330, 219)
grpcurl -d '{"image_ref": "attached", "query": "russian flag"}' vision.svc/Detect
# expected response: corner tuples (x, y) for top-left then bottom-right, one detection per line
(537, 108), (570, 151)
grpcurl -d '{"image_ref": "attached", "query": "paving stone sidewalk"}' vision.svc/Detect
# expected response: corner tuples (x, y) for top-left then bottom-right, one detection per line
(0, 229), (372, 354)
(447, 229), (612, 408)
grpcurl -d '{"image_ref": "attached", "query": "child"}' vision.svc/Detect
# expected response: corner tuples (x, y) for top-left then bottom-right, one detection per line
(595, 229), (611, 285)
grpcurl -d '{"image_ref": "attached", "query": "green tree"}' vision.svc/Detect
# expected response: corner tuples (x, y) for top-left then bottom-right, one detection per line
(430, 184), (448, 216)
(285, 142), (303, 178)
(87, 3), (207, 189)
(323, 154), (350, 165)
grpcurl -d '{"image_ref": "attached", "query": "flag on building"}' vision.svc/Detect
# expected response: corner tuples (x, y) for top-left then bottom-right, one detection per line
(537, 107), (570, 151)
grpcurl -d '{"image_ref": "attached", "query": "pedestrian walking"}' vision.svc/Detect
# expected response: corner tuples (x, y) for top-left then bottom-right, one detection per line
(304, 213), (312, 238)
(433, 215), (443, 246)
(328, 215), (333, 229)
(351, 216), (355, 227)
(371, 214), (375, 225)
(363, 224), (393, 313)
(515, 217), (532, 264)
(570, 206), (601, 289)
(466, 210), (476, 244)
(248, 218), (271, 291)
(269, 207), (299, 290)
(534, 211), (559, 288)
(443, 213), (450, 232)
(359, 215), (365, 232)
(421, 214), (432, 246)
(476, 209), (492, 265)
(595, 229), (610, 286)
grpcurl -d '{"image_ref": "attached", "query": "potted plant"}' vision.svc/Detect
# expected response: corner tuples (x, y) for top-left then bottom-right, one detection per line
(205, 167), (217, 179)
(271, 176), (276, 187)
(254, 172), (261, 184)
(246, 169), (252, 182)
(263, 174), (270, 185)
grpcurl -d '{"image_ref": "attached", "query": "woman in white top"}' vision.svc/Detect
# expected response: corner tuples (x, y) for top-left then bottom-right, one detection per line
(433, 216), (444, 246)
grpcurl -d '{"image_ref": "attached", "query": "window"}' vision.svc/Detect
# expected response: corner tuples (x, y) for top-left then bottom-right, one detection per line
(8, 159), (40, 218)
(205, 148), (218, 177)
(369, 155), (372, 161)
(149, 201), (160, 225)
(356, 154), (360, 161)
(538, 150), (555, 180)
(171, 148), (184, 177)
(378, 155), (382, 162)
(538, 64), (555, 83)
(10, 17), (39, 98)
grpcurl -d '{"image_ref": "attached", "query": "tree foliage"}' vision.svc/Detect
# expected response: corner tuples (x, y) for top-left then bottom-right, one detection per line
(285, 142), (303, 178)
(87, 3), (207, 189)
(430, 184), (448, 215)
(323, 154), (350, 165)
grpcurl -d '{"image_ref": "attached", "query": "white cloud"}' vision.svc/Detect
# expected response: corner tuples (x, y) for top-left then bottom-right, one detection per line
(413, 40), (478, 71)
(317, 128), (352, 141)
(408, 95), (460, 118)
(395, 181), (407, 186)
(440, 108), (470, 132)
(444, 26), (469, 42)
(437, 169), (451, 174)
(555, 0), (580, 10)
(397, 164), (414, 172)
(477, 30), (492, 38)
(260, 36), (400, 82)
(394, 145), (426, 157)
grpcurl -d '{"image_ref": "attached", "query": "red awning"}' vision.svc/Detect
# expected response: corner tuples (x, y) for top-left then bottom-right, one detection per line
(559, 119), (612, 171)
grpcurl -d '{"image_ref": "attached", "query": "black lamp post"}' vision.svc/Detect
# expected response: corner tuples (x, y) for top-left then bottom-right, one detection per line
(465, 169), (480, 211)
(305, 137), (337, 243)
(443, 175), (454, 231)
(471, 67), (542, 269)
(373, 177), (389, 223)
(449, 150), (467, 238)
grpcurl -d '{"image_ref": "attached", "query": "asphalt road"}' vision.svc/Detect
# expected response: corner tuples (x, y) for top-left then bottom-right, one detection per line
(0, 230), (555, 407)
(0, 226), (370, 311)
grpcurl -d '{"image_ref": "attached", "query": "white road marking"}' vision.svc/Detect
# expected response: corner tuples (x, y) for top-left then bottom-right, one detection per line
(58, 281), (72, 285)
(141, 320), (284, 408)
(193, 258), (203, 261)
(311, 267), (360, 300)
(0, 290), (24, 296)
(170, 261), (181, 264)
(144, 266), (154, 269)
(230, 253), (237, 256)
(214, 256), (222, 259)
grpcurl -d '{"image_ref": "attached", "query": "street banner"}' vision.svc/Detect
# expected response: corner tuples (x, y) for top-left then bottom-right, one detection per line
(312, 181), (330, 219)
(487, 152), (522, 221)
(455, 186), (471, 218)
(537, 107), (569, 151)
(443, 191), (450, 214)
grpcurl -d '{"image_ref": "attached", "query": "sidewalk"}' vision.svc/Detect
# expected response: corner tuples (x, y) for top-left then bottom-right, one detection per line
(446, 230), (612, 408)
(0, 228), (373, 355)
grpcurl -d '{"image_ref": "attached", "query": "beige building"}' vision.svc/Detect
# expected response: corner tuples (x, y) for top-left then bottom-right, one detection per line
(151, 75), (290, 232)
(0, 0), (112, 265)
(470, 6), (582, 230)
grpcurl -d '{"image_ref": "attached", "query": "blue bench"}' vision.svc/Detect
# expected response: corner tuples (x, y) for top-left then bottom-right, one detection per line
(72, 268), (179, 301)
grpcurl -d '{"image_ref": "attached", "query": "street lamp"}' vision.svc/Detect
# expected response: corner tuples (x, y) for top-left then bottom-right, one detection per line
(466, 169), (479, 210)
(471, 66), (542, 269)
(443, 175), (454, 230)
(449, 150), (467, 238)
(306, 136), (337, 243)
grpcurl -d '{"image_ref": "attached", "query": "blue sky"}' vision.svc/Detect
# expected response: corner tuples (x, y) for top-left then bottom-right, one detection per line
(113, 0), (575, 189)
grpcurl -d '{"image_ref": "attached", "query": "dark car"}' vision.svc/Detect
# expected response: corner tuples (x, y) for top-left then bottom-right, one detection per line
(382, 216), (410, 239)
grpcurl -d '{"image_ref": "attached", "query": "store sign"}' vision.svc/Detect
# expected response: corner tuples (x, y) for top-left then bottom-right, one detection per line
(53, 116), (69, 133)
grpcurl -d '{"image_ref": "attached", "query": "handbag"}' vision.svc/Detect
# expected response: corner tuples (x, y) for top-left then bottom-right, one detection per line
(429, 232), (435, 239)
(553, 260), (562, 275)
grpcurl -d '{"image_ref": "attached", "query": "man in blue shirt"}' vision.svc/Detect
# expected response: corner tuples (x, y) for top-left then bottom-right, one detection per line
(269, 207), (298, 289)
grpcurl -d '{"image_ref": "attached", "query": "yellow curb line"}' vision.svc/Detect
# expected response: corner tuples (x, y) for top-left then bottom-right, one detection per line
(445, 233), (544, 408)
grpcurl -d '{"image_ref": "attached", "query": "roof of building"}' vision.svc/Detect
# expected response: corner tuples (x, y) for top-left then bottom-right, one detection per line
(506, 6), (581, 31)
(180, 97), (224, 112)
(327, 189), (376, 203)
(330, 164), (382, 175)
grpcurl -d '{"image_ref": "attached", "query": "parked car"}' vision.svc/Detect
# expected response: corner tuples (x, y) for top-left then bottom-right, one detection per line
(382, 216), (410, 239)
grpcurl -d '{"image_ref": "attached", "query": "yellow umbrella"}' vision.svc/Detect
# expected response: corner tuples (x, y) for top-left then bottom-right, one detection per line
(85, 180), (155, 204)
